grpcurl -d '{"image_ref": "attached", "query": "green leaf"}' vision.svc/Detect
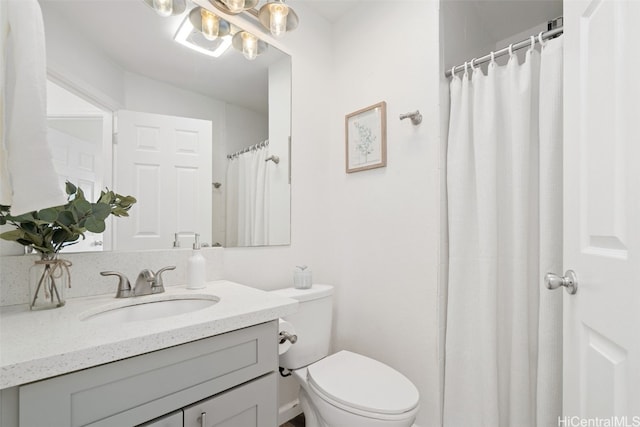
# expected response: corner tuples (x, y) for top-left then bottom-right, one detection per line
(76, 186), (86, 201)
(119, 195), (137, 206)
(23, 230), (44, 246)
(37, 208), (59, 223)
(98, 191), (113, 204)
(91, 203), (111, 221)
(10, 212), (36, 223)
(65, 181), (77, 195)
(56, 211), (75, 227)
(73, 199), (92, 215)
(52, 229), (71, 244)
(111, 207), (130, 217)
(0, 229), (26, 242)
(84, 217), (106, 233)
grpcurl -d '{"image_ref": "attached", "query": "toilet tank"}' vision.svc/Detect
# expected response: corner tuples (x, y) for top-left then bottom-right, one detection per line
(271, 284), (333, 370)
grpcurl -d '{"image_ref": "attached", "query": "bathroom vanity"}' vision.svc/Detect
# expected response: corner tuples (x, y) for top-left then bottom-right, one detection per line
(0, 281), (298, 427)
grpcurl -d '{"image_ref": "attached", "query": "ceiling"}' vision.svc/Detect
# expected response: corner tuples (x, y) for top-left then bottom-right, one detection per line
(39, 0), (289, 114)
(298, 0), (362, 23)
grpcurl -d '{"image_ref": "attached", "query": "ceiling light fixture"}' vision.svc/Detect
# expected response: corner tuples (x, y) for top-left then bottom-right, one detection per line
(232, 30), (267, 60)
(209, 0), (259, 15)
(174, 11), (232, 58)
(142, 0), (186, 17)
(258, 0), (298, 38)
(189, 7), (231, 41)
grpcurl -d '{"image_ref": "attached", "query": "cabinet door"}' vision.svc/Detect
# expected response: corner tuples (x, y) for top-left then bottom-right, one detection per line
(138, 410), (183, 427)
(183, 373), (277, 427)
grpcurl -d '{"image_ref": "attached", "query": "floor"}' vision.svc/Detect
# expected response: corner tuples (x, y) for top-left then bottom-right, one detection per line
(280, 413), (305, 427)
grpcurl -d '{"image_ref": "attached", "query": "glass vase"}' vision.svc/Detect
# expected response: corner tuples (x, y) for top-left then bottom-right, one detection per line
(29, 255), (71, 310)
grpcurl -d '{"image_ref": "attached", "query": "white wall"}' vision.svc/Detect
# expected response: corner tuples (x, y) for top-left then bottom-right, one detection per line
(41, 1), (125, 109)
(224, 103), (268, 155)
(211, 3), (443, 425)
(328, 3), (441, 426)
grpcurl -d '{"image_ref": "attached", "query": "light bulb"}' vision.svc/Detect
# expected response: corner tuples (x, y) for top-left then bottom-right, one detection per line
(223, 0), (245, 13)
(241, 32), (258, 61)
(268, 2), (289, 37)
(201, 9), (219, 41)
(153, 0), (173, 17)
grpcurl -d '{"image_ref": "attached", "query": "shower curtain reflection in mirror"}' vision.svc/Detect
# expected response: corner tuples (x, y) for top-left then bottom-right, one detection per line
(226, 142), (271, 247)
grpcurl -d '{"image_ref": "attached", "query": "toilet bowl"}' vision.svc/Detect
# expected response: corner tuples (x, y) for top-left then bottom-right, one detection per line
(272, 285), (419, 427)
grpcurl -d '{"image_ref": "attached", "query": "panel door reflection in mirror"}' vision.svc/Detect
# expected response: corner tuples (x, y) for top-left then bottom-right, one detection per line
(37, 0), (291, 251)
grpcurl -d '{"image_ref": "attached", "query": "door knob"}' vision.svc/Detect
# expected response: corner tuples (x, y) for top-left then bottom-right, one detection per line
(545, 270), (578, 295)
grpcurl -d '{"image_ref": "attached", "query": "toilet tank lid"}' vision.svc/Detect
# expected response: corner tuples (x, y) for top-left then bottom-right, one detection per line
(271, 284), (333, 302)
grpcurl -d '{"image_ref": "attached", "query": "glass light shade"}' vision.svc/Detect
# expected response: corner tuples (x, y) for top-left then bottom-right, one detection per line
(201, 9), (220, 41)
(268, 2), (289, 37)
(241, 32), (258, 61)
(223, 0), (244, 13)
(152, 0), (173, 17)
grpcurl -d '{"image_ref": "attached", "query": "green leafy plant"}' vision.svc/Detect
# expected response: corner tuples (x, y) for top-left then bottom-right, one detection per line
(0, 182), (136, 255)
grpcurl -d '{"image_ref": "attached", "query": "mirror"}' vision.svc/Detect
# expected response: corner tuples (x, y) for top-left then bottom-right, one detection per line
(27, 0), (291, 251)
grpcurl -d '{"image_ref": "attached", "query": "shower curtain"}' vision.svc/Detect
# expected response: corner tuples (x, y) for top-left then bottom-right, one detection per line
(225, 145), (270, 246)
(444, 37), (563, 427)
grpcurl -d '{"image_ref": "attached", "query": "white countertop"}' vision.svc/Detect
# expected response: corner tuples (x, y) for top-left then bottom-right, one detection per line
(0, 281), (298, 389)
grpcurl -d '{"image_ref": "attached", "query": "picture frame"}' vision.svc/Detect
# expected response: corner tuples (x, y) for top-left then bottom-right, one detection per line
(345, 101), (387, 173)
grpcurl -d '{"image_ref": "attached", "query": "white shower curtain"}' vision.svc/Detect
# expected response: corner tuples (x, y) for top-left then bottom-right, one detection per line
(444, 37), (563, 427)
(226, 146), (270, 246)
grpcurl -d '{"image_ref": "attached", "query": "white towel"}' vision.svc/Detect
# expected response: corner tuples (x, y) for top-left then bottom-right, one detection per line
(0, 0), (11, 206)
(2, 0), (65, 215)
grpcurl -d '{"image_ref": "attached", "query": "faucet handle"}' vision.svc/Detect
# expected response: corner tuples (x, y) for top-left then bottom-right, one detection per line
(154, 266), (176, 292)
(100, 271), (132, 298)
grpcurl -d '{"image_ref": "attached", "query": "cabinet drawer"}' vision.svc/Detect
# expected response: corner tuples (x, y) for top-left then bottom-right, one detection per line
(183, 373), (277, 427)
(19, 321), (277, 427)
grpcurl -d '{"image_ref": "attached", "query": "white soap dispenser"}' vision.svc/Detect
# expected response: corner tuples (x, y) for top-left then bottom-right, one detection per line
(186, 234), (206, 290)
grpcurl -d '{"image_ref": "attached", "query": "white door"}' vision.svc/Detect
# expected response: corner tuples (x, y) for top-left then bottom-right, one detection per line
(48, 114), (111, 252)
(114, 110), (212, 251)
(563, 0), (640, 422)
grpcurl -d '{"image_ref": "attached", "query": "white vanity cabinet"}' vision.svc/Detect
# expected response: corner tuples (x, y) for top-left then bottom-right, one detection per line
(16, 321), (279, 427)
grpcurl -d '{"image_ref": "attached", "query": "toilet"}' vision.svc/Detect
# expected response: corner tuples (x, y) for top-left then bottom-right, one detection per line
(272, 284), (419, 427)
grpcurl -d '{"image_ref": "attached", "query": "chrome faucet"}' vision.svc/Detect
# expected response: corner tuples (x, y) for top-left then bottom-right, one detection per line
(101, 266), (176, 298)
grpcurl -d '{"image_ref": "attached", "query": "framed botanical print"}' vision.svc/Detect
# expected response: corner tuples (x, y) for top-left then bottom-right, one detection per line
(345, 101), (387, 173)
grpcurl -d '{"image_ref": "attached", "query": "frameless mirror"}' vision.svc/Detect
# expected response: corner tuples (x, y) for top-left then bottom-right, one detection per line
(16, 0), (291, 252)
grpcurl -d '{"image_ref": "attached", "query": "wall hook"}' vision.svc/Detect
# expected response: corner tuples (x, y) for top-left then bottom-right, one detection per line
(399, 110), (422, 125)
(265, 155), (280, 164)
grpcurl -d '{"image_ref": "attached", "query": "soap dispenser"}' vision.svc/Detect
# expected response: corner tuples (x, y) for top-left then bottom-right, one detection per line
(186, 234), (206, 290)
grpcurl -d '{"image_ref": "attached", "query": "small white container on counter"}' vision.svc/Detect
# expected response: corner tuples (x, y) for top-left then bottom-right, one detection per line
(293, 265), (312, 289)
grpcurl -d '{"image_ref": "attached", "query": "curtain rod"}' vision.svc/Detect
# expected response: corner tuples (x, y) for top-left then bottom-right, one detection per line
(227, 139), (269, 159)
(444, 26), (563, 78)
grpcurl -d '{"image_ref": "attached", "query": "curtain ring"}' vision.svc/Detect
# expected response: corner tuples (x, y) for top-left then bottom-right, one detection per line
(470, 58), (476, 71)
(490, 51), (495, 63)
(530, 35), (535, 50)
(538, 31), (546, 48)
(451, 65), (456, 77)
(464, 61), (468, 75)
(508, 43), (514, 56)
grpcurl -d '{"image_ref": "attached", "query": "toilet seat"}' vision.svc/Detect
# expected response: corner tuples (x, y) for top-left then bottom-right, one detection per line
(306, 351), (419, 419)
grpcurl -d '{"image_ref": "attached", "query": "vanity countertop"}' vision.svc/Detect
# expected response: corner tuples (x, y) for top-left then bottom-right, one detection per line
(0, 280), (298, 389)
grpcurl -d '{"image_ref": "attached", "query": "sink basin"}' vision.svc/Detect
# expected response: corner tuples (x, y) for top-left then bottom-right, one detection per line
(80, 295), (219, 323)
